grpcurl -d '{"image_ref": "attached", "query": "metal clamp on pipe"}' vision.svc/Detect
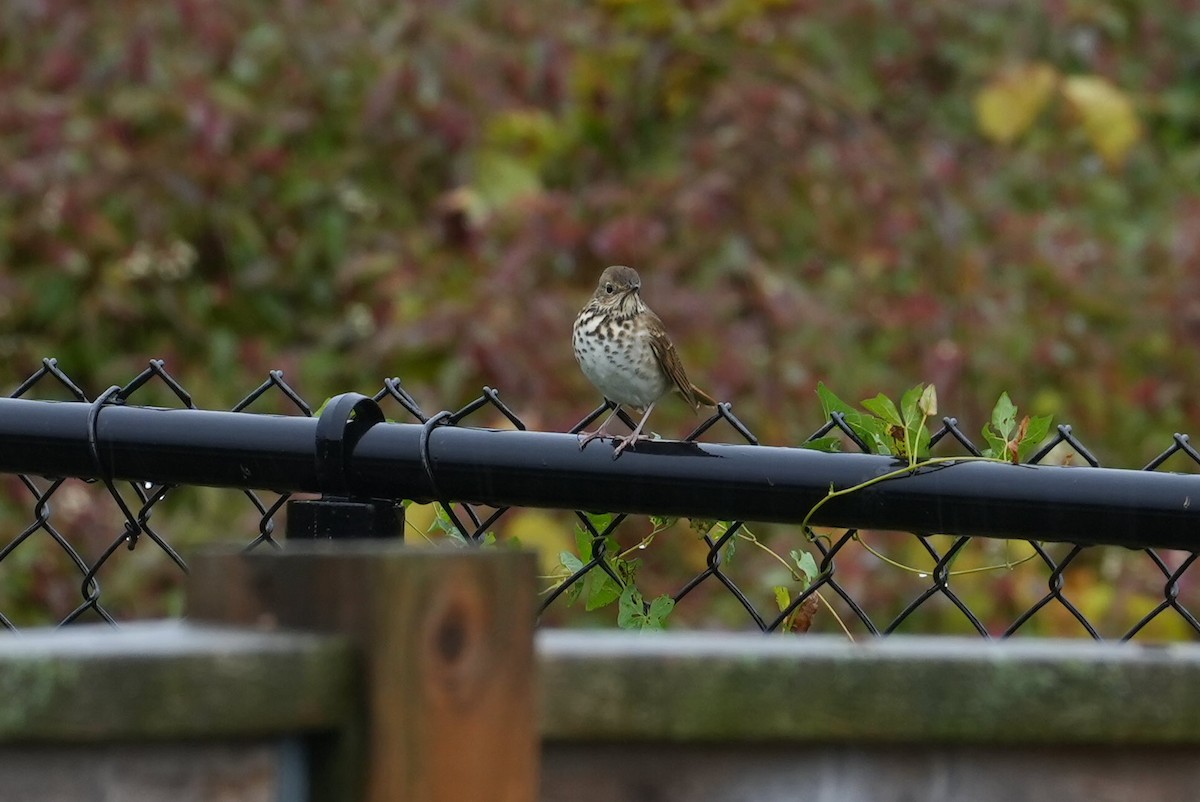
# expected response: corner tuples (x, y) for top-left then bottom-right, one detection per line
(287, 393), (402, 540)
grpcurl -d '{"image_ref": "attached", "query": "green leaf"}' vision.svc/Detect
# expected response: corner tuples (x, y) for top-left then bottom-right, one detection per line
(616, 556), (642, 584)
(858, 417), (893, 456)
(566, 580), (584, 606)
(649, 515), (678, 532)
(429, 505), (452, 534)
(790, 549), (819, 588)
(861, 393), (902, 426)
(982, 392), (1019, 458)
(617, 586), (674, 630)
(617, 585), (644, 629)
(575, 513), (616, 560)
(723, 533), (737, 565)
(852, 414), (891, 455)
(646, 594), (675, 628)
(577, 513), (620, 560)
(603, 534), (621, 558)
(479, 531), (497, 546)
(558, 551), (585, 606)
(773, 585), (791, 612)
(981, 394), (1051, 463)
(559, 551), (583, 573)
(899, 384), (925, 428)
(816, 382), (855, 418)
(429, 505), (467, 543)
(895, 385), (935, 462)
(801, 436), (842, 453)
(817, 383), (892, 455)
(991, 392), (1017, 438)
(583, 511), (616, 534)
(706, 521), (737, 565)
(1018, 414), (1054, 461)
(981, 427), (1006, 459)
(573, 523), (592, 560)
(585, 570), (622, 611)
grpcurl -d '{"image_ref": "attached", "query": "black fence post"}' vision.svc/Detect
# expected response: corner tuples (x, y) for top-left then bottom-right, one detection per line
(286, 393), (404, 541)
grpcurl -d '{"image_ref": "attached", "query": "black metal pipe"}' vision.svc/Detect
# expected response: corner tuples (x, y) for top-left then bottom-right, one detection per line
(0, 398), (320, 490)
(0, 397), (1198, 550)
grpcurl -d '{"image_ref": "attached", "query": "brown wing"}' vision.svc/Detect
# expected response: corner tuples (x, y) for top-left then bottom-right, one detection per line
(646, 311), (715, 410)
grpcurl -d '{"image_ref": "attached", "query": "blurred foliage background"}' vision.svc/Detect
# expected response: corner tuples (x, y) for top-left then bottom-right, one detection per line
(3, 0), (1200, 636)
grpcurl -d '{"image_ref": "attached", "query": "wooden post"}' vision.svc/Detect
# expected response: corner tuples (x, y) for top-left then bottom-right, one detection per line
(186, 543), (537, 802)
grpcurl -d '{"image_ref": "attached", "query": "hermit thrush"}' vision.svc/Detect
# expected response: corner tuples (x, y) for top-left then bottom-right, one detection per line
(573, 265), (716, 457)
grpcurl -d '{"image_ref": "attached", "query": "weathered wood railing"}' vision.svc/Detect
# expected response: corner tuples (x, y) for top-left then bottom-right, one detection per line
(2, 544), (1200, 801)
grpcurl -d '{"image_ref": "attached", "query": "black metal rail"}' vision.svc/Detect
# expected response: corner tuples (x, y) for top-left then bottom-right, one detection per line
(1, 395), (1198, 551)
(5, 357), (1200, 638)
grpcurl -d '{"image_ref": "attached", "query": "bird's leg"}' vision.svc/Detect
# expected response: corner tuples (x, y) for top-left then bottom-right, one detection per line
(578, 403), (623, 449)
(612, 403), (656, 458)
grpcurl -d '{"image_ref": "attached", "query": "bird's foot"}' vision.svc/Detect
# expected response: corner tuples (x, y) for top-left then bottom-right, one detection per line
(577, 429), (610, 450)
(611, 433), (651, 459)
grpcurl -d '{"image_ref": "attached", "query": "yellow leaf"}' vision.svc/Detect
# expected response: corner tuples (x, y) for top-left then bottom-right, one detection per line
(597, 0), (678, 33)
(974, 63), (1058, 145)
(484, 109), (562, 166)
(1062, 75), (1142, 167)
(502, 509), (574, 574)
(403, 502), (438, 544)
(474, 150), (542, 209)
(918, 384), (938, 418)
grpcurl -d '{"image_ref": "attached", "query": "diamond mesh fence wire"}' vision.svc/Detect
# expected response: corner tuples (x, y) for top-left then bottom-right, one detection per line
(3, 357), (1200, 639)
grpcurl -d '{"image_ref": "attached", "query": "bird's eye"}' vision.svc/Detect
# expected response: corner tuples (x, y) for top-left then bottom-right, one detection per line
(605, 283), (614, 294)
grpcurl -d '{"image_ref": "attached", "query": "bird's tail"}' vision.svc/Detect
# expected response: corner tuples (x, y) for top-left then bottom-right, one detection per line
(689, 384), (718, 408)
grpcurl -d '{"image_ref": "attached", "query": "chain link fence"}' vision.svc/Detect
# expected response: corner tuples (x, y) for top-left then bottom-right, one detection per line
(2, 357), (1199, 639)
